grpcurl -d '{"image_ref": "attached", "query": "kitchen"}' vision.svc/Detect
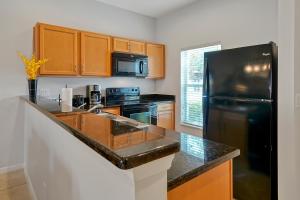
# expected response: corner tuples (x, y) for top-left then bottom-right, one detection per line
(0, 0), (299, 200)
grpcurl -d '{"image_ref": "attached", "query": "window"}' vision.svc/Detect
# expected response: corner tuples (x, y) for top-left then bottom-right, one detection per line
(181, 44), (221, 127)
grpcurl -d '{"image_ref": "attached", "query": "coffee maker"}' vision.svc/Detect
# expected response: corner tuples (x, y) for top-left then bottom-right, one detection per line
(87, 85), (102, 105)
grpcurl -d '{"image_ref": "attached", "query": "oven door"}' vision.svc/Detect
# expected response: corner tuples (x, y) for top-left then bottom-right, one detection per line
(122, 105), (157, 125)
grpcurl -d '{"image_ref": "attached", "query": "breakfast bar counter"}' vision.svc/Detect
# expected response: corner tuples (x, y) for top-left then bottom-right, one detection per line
(21, 96), (239, 200)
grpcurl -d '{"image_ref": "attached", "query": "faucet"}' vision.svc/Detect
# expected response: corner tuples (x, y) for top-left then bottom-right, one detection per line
(87, 104), (104, 112)
(76, 103), (86, 109)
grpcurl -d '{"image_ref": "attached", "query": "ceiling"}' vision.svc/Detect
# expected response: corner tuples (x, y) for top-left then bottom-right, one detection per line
(94, 0), (198, 18)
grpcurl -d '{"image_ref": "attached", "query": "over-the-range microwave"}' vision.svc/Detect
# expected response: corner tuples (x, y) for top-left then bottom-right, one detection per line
(112, 52), (148, 77)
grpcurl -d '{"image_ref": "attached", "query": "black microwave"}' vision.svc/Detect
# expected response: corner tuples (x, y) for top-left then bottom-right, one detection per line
(112, 53), (148, 77)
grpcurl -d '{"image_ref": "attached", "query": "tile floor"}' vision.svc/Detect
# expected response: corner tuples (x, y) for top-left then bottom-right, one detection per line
(0, 169), (32, 200)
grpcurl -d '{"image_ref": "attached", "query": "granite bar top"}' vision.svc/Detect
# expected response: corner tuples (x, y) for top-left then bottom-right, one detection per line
(166, 132), (240, 190)
(22, 96), (180, 170)
(21, 96), (239, 190)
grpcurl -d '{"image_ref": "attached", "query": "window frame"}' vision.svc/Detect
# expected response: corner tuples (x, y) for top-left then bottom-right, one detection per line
(180, 42), (222, 129)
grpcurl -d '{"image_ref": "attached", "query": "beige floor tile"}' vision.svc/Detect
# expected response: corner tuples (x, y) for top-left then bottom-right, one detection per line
(0, 184), (32, 200)
(0, 170), (26, 191)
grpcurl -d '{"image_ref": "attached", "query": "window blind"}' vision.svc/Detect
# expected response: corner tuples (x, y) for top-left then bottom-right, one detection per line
(181, 44), (221, 127)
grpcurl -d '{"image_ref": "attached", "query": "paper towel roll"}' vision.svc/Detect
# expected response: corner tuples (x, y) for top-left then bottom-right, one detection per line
(61, 88), (73, 106)
(61, 103), (73, 113)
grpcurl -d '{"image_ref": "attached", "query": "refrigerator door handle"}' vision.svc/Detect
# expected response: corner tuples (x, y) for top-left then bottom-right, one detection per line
(211, 96), (273, 103)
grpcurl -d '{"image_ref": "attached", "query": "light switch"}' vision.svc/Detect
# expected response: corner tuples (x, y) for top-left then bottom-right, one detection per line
(296, 93), (300, 108)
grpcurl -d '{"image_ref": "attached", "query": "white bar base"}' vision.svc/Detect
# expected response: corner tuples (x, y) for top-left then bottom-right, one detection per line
(24, 101), (175, 200)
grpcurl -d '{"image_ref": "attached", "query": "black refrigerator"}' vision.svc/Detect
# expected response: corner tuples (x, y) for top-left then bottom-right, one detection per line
(203, 43), (277, 200)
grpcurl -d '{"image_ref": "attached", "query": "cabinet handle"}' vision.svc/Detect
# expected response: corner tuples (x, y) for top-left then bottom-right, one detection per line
(128, 43), (131, 51)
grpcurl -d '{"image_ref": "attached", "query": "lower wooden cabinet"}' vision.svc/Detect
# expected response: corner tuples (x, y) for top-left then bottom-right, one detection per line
(56, 114), (80, 129)
(157, 102), (175, 130)
(80, 113), (111, 146)
(102, 107), (120, 115)
(168, 160), (233, 200)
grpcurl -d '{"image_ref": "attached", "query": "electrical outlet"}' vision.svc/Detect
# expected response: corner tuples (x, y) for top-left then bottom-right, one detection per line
(296, 93), (300, 108)
(38, 88), (50, 98)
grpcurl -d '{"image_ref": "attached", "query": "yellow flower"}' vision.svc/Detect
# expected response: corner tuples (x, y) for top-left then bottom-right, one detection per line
(18, 52), (47, 80)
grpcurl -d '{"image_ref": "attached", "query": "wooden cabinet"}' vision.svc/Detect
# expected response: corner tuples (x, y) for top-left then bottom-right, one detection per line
(129, 40), (146, 55)
(112, 134), (130, 149)
(81, 32), (111, 76)
(37, 23), (79, 75)
(112, 37), (145, 55)
(80, 113), (111, 146)
(157, 102), (175, 130)
(146, 43), (165, 79)
(34, 23), (165, 78)
(102, 107), (120, 115)
(168, 160), (233, 200)
(112, 38), (130, 53)
(56, 114), (80, 129)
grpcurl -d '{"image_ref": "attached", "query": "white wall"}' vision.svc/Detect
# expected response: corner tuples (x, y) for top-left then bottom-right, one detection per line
(277, 0), (296, 198)
(155, 0), (278, 135)
(293, 0), (300, 195)
(0, 0), (156, 168)
(277, 0), (300, 198)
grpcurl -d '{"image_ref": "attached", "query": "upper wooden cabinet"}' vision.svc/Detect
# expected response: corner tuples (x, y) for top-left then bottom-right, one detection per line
(129, 40), (146, 55)
(81, 32), (111, 76)
(112, 38), (130, 53)
(34, 23), (165, 78)
(112, 37), (146, 55)
(36, 23), (79, 75)
(146, 43), (165, 79)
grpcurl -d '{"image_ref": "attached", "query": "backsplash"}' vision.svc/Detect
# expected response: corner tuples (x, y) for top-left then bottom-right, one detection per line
(37, 77), (156, 99)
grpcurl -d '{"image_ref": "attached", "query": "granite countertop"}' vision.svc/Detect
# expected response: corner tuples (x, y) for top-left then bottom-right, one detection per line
(166, 131), (240, 190)
(101, 94), (176, 108)
(21, 96), (239, 190)
(22, 96), (180, 170)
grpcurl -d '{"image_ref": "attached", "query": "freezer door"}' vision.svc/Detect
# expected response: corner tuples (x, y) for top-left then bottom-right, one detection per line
(203, 97), (273, 200)
(205, 44), (273, 99)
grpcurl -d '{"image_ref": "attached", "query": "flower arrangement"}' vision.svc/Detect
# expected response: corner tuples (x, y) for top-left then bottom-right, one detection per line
(18, 52), (47, 80)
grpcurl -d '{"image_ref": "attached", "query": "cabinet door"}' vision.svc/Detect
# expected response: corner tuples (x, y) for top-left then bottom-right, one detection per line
(80, 113), (111, 146)
(112, 134), (130, 149)
(102, 107), (120, 115)
(81, 32), (111, 76)
(57, 114), (80, 129)
(112, 38), (130, 53)
(38, 24), (79, 75)
(129, 40), (145, 55)
(146, 43), (165, 79)
(157, 110), (175, 130)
